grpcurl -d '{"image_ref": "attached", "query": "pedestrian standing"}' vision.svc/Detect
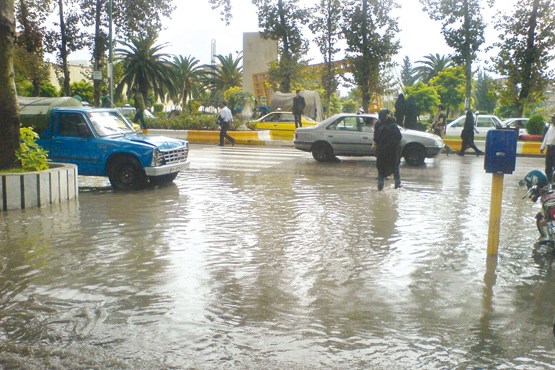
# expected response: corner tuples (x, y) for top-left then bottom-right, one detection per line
(372, 108), (391, 151)
(133, 89), (147, 133)
(433, 104), (451, 154)
(292, 90), (306, 129)
(458, 110), (484, 156)
(217, 101), (236, 147)
(375, 116), (402, 191)
(540, 113), (555, 183)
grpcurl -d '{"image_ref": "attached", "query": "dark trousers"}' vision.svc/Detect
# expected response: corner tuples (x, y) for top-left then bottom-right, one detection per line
(219, 122), (235, 145)
(294, 113), (302, 128)
(133, 110), (147, 129)
(459, 140), (482, 155)
(546, 146), (555, 182)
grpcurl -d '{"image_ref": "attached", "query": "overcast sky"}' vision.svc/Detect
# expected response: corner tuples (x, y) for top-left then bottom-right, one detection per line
(152, 0), (519, 68)
(65, 0), (521, 78)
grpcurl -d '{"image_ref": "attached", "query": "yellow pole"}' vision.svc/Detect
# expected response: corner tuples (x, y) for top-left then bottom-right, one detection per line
(487, 173), (504, 255)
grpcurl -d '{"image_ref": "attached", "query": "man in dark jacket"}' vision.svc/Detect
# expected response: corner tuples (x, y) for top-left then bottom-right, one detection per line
(292, 90), (306, 129)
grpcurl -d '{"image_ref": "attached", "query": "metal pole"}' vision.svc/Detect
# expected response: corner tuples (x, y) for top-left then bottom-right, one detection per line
(487, 173), (504, 255)
(108, 0), (113, 107)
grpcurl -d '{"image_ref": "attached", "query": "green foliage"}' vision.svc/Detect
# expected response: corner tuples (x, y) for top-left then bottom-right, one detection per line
(492, 0), (555, 117)
(145, 113), (220, 130)
(413, 53), (453, 84)
(526, 115), (546, 135)
(153, 103), (164, 113)
(342, 0), (400, 113)
(474, 70), (497, 114)
(400, 56), (417, 87)
(341, 99), (358, 113)
(115, 33), (176, 105)
(224, 87), (256, 115)
(429, 66), (466, 113)
(403, 82), (440, 116)
(15, 127), (49, 171)
(70, 80), (94, 104)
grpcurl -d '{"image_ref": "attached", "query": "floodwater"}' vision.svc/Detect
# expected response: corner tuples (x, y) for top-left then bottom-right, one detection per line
(1, 146), (554, 369)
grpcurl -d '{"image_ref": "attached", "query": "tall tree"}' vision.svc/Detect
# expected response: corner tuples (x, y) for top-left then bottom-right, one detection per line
(429, 66), (466, 116)
(420, 0), (493, 104)
(172, 55), (205, 110)
(0, 0), (21, 169)
(474, 70), (497, 114)
(252, 0), (308, 93)
(44, 0), (90, 96)
(204, 53), (243, 98)
(413, 53), (452, 83)
(309, 0), (342, 115)
(342, 0), (400, 113)
(492, 0), (555, 117)
(15, 0), (51, 96)
(115, 33), (176, 106)
(399, 56), (417, 88)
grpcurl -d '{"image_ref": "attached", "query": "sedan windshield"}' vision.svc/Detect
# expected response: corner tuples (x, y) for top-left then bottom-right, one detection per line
(88, 111), (135, 136)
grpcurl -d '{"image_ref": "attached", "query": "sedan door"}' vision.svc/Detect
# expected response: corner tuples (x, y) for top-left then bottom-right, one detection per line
(324, 116), (367, 155)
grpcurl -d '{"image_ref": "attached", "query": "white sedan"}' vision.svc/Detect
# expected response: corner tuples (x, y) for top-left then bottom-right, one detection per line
(445, 114), (503, 138)
(293, 113), (445, 166)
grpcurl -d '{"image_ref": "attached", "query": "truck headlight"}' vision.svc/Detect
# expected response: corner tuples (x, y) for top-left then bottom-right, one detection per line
(151, 148), (163, 166)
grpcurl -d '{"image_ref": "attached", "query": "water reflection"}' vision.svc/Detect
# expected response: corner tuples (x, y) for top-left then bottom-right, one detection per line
(0, 155), (555, 367)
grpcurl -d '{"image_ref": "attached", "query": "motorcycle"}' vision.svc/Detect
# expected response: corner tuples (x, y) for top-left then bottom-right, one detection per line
(521, 170), (555, 245)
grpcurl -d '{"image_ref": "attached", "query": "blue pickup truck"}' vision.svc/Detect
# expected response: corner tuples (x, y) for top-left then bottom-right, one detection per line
(32, 106), (189, 190)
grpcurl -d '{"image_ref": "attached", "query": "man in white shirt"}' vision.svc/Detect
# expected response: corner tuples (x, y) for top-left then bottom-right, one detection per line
(217, 102), (235, 147)
(540, 113), (555, 182)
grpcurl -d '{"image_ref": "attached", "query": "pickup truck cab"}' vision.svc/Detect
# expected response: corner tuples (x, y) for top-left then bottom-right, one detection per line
(36, 107), (189, 190)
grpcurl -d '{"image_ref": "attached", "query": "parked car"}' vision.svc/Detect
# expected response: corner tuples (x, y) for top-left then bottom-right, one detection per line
(248, 111), (318, 140)
(502, 117), (529, 136)
(293, 113), (444, 166)
(445, 114), (503, 138)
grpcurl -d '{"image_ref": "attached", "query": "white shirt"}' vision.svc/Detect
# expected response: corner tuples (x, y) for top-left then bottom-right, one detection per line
(219, 106), (233, 123)
(541, 124), (555, 150)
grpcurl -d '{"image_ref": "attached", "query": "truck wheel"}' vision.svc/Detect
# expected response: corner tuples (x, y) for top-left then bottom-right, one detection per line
(108, 157), (147, 190)
(403, 144), (426, 166)
(148, 173), (178, 187)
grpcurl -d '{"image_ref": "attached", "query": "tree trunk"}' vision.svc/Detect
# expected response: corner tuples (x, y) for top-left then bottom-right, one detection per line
(517, 0), (540, 118)
(0, 0), (21, 169)
(58, 0), (71, 96)
(463, 0), (472, 104)
(92, 0), (105, 107)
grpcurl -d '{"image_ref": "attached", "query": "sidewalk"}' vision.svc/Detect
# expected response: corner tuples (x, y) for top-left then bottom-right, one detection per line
(149, 129), (543, 156)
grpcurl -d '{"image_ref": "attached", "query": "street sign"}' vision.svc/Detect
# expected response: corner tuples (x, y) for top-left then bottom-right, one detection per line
(92, 71), (102, 80)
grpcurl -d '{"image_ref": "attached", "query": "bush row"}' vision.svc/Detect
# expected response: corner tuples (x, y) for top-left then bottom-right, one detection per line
(146, 113), (221, 130)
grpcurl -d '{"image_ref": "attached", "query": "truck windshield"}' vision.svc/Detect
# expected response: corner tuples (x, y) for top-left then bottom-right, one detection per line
(88, 111), (135, 136)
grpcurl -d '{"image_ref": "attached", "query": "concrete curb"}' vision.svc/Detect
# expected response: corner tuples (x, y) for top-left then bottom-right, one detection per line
(444, 138), (542, 156)
(148, 129), (292, 146)
(149, 129), (544, 156)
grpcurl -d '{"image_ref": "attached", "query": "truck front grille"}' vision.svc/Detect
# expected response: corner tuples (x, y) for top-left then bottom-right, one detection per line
(162, 146), (188, 164)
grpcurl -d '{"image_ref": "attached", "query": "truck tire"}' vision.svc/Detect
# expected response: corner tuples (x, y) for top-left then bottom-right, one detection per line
(108, 156), (147, 190)
(148, 173), (178, 187)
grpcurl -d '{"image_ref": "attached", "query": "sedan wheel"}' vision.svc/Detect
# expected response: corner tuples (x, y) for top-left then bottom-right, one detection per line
(312, 142), (334, 162)
(403, 144), (426, 166)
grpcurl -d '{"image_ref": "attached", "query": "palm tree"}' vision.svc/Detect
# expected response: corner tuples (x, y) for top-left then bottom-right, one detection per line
(413, 53), (453, 84)
(206, 53), (243, 93)
(115, 33), (176, 106)
(172, 55), (205, 111)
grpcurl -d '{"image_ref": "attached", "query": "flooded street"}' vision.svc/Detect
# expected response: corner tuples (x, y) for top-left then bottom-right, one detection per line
(1, 145), (554, 369)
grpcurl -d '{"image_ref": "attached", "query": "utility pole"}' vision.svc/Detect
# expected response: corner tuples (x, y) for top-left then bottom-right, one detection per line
(108, 0), (113, 107)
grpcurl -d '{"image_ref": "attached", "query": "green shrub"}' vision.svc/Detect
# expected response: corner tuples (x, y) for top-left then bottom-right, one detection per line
(147, 113), (220, 130)
(16, 127), (49, 171)
(526, 115), (545, 135)
(153, 103), (164, 113)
